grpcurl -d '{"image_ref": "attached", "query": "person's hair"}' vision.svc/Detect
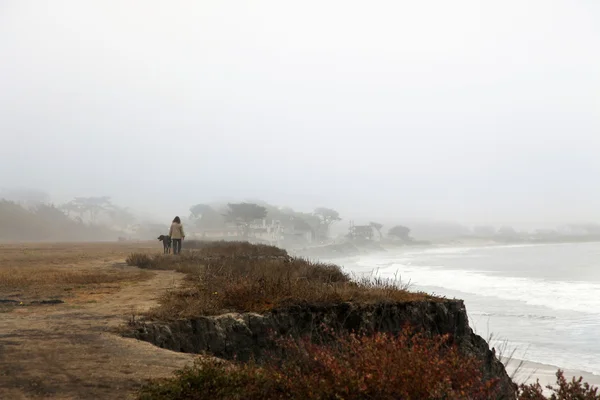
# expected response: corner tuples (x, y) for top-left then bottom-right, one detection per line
(173, 216), (181, 224)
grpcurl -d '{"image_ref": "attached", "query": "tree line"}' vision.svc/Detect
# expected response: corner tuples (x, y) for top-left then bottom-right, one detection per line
(0, 188), (413, 242)
(189, 201), (413, 242)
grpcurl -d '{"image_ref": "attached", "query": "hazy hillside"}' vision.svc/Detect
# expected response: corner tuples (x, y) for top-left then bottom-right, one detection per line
(0, 200), (117, 242)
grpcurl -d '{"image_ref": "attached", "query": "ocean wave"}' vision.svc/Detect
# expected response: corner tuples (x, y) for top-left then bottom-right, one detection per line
(346, 245), (600, 376)
(374, 264), (600, 315)
(470, 311), (557, 320)
(404, 243), (556, 257)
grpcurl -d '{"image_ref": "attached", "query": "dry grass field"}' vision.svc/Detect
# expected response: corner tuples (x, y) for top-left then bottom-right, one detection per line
(0, 240), (434, 399)
(0, 242), (159, 304)
(0, 241), (194, 400)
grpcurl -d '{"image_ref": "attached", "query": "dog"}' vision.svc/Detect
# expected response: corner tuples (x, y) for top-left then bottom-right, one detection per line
(157, 235), (172, 254)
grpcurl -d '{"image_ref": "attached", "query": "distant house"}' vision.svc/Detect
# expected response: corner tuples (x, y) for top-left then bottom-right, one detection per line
(348, 222), (374, 241)
(193, 228), (240, 239)
(189, 214), (320, 248)
(281, 218), (313, 243)
(192, 218), (314, 246)
(282, 227), (313, 245)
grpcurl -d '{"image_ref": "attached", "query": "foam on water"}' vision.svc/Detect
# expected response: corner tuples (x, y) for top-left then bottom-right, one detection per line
(375, 263), (600, 315)
(403, 243), (554, 256)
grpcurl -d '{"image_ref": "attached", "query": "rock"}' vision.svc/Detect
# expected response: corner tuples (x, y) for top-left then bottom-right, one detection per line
(30, 299), (64, 305)
(127, 300), (517, 399)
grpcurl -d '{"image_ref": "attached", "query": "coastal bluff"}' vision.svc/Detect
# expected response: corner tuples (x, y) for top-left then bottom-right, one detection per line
(127, 299), (517, 399)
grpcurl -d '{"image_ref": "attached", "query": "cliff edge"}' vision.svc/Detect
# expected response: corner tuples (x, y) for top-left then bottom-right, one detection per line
(128, 299), (516, 399)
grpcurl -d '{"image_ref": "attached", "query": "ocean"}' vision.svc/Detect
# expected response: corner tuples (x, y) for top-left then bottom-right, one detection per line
(340, 242), (600, 376)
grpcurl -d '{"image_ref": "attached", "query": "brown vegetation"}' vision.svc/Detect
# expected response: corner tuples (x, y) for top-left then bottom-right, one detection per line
(138, 334), (600, 400)
(518, 370), (600, 399)
(138, 329), (501, 400)
(125, 241), (436, 318)
(0, 242), (157, 303)
(0, 241), (194, 400)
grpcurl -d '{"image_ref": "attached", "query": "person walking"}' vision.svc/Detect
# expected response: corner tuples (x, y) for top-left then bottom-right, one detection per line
(169, 216), (185, 255)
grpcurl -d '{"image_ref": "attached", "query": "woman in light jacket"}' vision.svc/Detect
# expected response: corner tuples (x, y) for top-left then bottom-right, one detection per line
(169, 216), (185, 255)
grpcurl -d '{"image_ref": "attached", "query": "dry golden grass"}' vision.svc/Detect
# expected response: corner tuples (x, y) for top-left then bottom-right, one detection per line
(126, 241), (438, 319)
(0, 241), (162, 302)
(0, 241), (158, 267)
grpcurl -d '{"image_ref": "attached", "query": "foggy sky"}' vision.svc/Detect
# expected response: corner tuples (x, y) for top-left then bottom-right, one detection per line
(1, 1), (599, 228)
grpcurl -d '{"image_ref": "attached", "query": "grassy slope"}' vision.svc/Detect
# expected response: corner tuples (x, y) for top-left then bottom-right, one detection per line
(126, 240), (438, 318)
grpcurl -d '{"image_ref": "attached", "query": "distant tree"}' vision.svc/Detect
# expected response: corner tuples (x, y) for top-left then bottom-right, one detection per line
(535, 229), (559, 238)
(314, 207), (341, 239)
(247, 200), (286, 225)
(408, 221), (471, 241)
(581, 224), (600, 235)
(275, 207), (320, 233)
(34, 204), (75, 225)
(63, 196), (112, 223)
(224, 203), (268, 237)
(293, 218), (313, 232)
(190, 204), (212, 219)
(473, 225), (496, 237)
(370, 222), (384, 240)
(190, 204), (226, 230)
(0, 200), (115, 241)
(0, 188), (50, 208)
(285, 211), (321, 243)
(296, 213), (322, 230)
(280, 207), (295, 215)
(60, 201), (84, 219)
(497, 226), (518, 238)
(106, 206), (136, 230)
(388, 225), (411, 241)
(565, 223), (600, 235)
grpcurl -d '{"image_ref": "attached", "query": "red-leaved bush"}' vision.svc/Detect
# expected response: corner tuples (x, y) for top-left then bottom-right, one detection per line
(518, 369), (600, 400)
(138, 329), (500, 400)
(267, 330), (500, 400)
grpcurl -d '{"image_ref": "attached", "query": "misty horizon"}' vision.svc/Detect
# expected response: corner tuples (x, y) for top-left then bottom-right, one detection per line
(1, 1), (599, 230)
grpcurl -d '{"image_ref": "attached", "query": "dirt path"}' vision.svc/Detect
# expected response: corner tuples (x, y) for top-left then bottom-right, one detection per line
(0, 263), (195, 400)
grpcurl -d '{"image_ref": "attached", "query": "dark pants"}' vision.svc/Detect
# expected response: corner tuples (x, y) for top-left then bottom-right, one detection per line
(172, 239), (182, 255)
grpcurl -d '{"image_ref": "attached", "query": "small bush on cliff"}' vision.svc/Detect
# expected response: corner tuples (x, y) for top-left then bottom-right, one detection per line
(138, 330), (500, 400)
(518, 369), (600, 399)
(181, 240), (288, 257)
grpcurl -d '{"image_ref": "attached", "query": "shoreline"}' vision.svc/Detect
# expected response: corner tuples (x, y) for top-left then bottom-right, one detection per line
(289, 238), (600, 261)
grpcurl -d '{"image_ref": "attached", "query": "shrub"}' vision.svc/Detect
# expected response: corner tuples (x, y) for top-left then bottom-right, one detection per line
(125, 252), (206, 273)
(182, 240), (288, 258)
(126, 253), (154, 269)
(518, 369), (600, 399)
(138, 329), (500, 400)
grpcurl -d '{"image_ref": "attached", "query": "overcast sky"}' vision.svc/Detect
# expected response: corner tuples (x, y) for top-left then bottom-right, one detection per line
(1, 1), (599, 227)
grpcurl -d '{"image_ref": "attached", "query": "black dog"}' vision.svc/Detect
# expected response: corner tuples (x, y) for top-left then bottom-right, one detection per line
(157, 235), (172, 254)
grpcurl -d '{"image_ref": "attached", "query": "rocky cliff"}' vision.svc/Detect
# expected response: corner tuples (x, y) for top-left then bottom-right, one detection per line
(127, 300), (516, 399)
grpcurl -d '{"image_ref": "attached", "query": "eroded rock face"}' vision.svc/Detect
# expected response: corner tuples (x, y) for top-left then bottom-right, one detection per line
(127, 301), (516, 399)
